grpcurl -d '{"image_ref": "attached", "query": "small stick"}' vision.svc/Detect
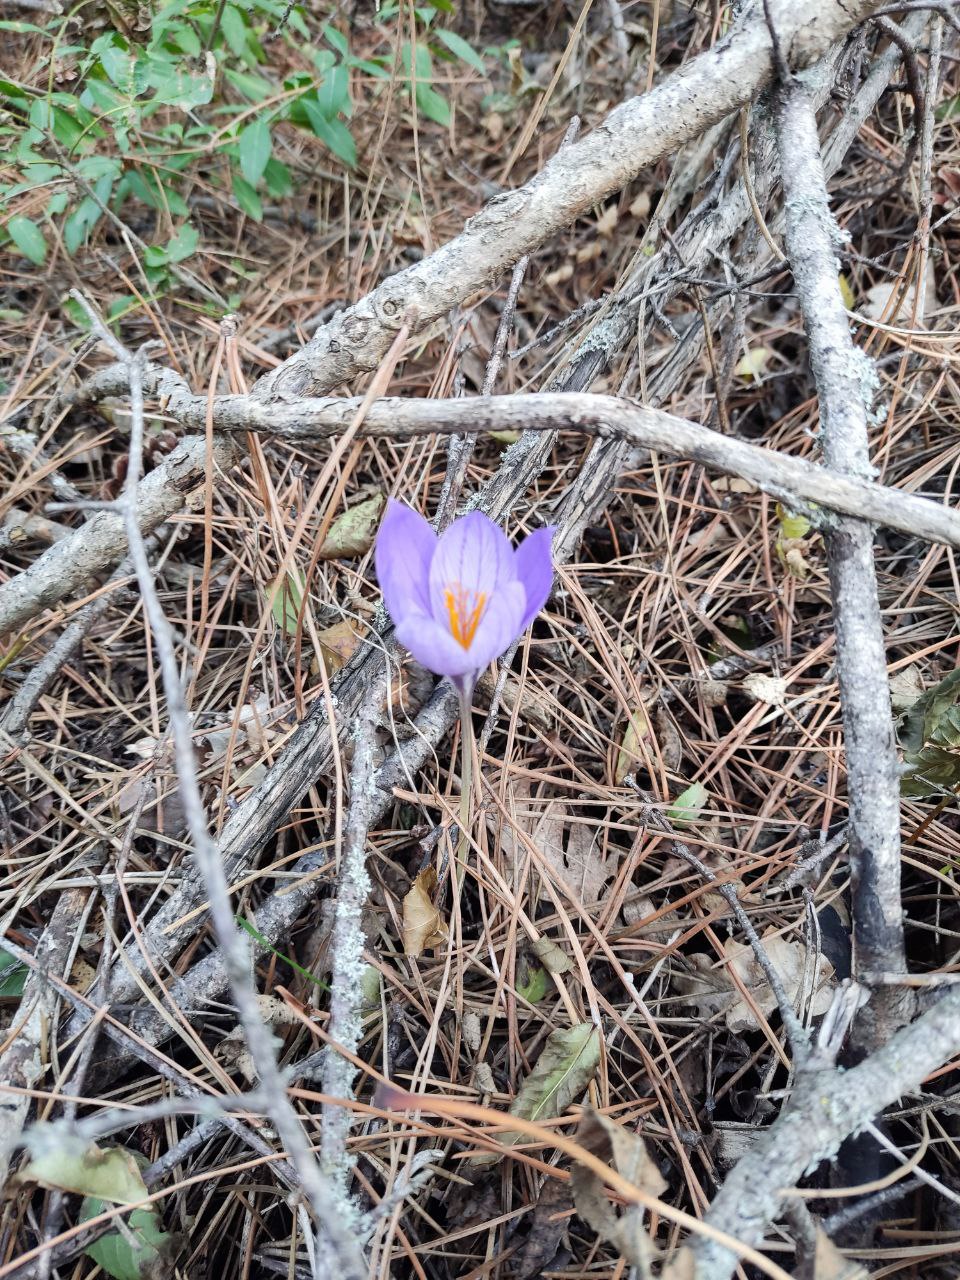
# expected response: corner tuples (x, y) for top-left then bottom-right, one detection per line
(65, 293), (364, 1280)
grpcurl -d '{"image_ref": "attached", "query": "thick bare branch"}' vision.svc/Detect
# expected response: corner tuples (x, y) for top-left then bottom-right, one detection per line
(683, 984), (960, 1279)
(153, 390), (960, 548)
(250, 0), (884, 400)
(777, 80), (908, 1016)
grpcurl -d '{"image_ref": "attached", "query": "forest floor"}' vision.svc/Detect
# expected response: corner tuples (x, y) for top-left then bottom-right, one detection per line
(1, 2), (960, 1278)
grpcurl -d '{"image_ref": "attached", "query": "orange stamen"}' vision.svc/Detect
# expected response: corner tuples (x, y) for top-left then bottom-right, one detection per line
(444, 583), (487, 649)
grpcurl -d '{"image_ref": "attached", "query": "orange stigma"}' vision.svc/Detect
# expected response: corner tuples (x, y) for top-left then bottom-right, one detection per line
(443, 583), (487, 649)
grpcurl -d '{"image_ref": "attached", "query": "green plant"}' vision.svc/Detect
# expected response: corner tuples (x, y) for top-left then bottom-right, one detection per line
(0, 0), (484, 291)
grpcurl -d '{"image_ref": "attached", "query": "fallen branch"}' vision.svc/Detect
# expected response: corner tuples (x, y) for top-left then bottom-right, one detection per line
(675, 984), (960, 1279)
(0, 0), (889, 639)
(776, 75), (909, 1034)
(157, 389), (960, 548)
(250, 0), (885, 399)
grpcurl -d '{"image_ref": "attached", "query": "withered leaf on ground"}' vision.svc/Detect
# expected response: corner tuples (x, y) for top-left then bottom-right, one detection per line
(319, 492), (385, 560)
(571, 1108), (666, 1273)
(674, 931), (835, 1033)
(496, 783), (615, 904)
(503, 1022), (600, 1140)
(402, 866), (448, 956)
(532, 933), (573, 974)
(472, 1022), (601, 1164)
(514, 1175), (574, 1279)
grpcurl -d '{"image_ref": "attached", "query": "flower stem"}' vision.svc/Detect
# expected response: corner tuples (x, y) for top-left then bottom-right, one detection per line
(455, 686), (475, 891)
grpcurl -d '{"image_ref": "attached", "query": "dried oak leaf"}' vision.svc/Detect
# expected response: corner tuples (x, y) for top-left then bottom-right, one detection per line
(497, 782), (614, 904)
(674, 931), (835, 1033)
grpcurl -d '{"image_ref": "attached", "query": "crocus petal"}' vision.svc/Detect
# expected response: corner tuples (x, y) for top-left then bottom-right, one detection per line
(514, 526), (557, 631)
(375, 499), (437, 625)
(458, 579), (526, 672)
(395, 612), (486, 678)
(428, 510), (516, 634)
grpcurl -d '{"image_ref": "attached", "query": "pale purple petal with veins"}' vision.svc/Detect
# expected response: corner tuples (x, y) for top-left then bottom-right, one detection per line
(375, 501), (555, 688)
(456, 580), (526, 673)
(375, 499), (436, 624)
(514, 526), (557, 631)
(394, 614), (481, 678)
(427, 510), (515, 627)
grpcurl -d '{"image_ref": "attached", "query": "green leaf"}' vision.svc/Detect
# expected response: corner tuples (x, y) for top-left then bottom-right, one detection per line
(777, 504), (811, 541)
(6, 215), (46, 265)
(63, 197), (103, 255)
(165, 222), (198, 262)
(238, 117), (271, 185)
(415, 82), (450, 125)
(232, 173), (262, 220)
(270, 570), (304, 635)
(19, 1142), (147, 1203)
(224, 67), (275, 102)
(317, 63), (349, 118)
(80, 1203), (169, 1280)
(0, 77), (30, 101)
(323, 22), (348, 55)
(667, 781), (708, 827)
(220, 4), (248, 57)
(50, 104), (86, 150)
(143, 244), (168, 268)
(0, 946), (27, 999)
(98, 39), (133, 89)
(168, 22), (201, 55)
(516, 964), (548, 1003)
(263, 157), (292, 198)
(899, 668), (960, 797)
(303, 99), (356, 167)
(435, 29), (485, 73)
(360, 964), (381, 1012)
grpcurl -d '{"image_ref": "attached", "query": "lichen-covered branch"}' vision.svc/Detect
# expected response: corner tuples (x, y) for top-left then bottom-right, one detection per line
(681, 984), (960, 1279)
(776, 79), (908, 1024)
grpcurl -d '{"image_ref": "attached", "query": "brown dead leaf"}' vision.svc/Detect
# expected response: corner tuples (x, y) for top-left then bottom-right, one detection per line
(317, 620), (362, 674)
(514, 1176), (573, 1278)
(571, 1108), (666, 1272)
(674, 931), (835, 1032)
(532, 934), (572, 974)
(615, 708), (652, 784)
(561, 818), (615, 903)
(497, 784), (614, 904)
(890, 664), (923, 712)
(403, 867), (448, 956)
(318, 493), (385, 560)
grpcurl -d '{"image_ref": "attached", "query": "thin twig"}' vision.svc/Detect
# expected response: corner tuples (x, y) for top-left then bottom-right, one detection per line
(69, 294), (364, 1280)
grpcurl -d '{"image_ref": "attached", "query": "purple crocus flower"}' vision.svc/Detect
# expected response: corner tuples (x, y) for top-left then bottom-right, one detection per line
(375, 499), (556, 696)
